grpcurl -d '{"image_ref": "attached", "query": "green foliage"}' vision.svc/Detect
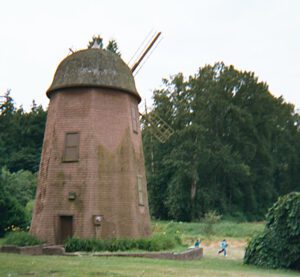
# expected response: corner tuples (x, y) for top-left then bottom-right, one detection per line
(0, 92), (46, 173)
(0, 92), (42, 235)
(4, 231), (42, 246)
(0, 196), (27, 237)
(203, 211), (222, 236)
(25, 200), (35, 223)
(87, 35), (104, 49)
(64, 235), (179, 252)
(87, 35), (121, 56)
(106, 39), (121, 56)
(153, 220), (264, 239)
(244, 192), (300, 269)
(143, 63), (300, 221)
(0, 167), (37, 236)
(1, 168), (37, 206)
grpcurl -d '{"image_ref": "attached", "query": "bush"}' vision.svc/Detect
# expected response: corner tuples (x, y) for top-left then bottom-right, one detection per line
(64, 235), (179, 253)
(0, 196), (27, 237)
(202, 210), (221, 236)
(4, 231), (42, 246)
(244, 192), (300, 270)
(136, 235), (178, 251)
(0, 168), (36, 236)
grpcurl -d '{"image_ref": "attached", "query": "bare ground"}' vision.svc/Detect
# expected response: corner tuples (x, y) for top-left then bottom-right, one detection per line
(201, 239), (247, 260)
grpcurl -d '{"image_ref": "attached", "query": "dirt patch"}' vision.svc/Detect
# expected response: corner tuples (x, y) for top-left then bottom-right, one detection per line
(201, 239), (247, 260)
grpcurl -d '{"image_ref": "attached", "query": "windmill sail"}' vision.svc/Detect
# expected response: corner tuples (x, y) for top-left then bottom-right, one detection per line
(142, 112), (174, 143)
(130, 31), (173, 143)
(131, 32), (161, 74)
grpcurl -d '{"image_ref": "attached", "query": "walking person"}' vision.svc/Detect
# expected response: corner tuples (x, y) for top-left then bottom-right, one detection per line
(218, 239), (228, 256)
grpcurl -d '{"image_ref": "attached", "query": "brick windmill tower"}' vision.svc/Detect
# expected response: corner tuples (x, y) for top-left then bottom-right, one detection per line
(30, 39), (154, 244)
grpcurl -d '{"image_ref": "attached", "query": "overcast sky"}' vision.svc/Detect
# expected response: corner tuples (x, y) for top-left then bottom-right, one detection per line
(1, 0), (299, 111)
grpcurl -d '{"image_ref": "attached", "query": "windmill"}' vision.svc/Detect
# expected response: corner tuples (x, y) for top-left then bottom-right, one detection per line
(129, 31), (174, 143)
(30, 33), (173, 244)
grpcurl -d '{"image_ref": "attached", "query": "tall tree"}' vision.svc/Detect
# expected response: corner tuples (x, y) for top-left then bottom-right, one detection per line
(143, 63), (300, 221)
(0, 93), (47, 173)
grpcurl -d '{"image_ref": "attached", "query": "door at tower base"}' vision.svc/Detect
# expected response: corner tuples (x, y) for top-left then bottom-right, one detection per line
(29, 48), (152, 244)
(58, 215), (73, 244)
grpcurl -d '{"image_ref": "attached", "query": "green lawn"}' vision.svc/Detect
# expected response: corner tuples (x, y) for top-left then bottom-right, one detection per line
(0, 253), (298, 277)
(152, 220), (264, 249)
(153, 220), (264, 238)
(0, 221), (298, 276)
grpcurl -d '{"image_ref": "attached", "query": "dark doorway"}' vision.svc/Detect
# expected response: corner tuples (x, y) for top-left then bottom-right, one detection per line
(59, 215), (73, 244)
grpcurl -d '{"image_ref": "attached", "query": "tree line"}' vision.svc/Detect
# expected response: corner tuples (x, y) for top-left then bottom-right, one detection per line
(0, 91), (46, 235)
(1, 61), (300, 234)
(0, 90), (46, 173)
(143, 62), (300, 221)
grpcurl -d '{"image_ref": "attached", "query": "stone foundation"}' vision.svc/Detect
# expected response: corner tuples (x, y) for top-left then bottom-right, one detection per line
(91, 248), (203, 260)
(0, 245), (64, 256)
(0, 245), (203, 260)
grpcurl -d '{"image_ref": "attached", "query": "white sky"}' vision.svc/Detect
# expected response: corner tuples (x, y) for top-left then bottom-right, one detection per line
(1, 0), (299, 111)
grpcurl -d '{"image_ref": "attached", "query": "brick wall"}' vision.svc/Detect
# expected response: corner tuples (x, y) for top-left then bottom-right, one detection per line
(30, 87), (151, 244)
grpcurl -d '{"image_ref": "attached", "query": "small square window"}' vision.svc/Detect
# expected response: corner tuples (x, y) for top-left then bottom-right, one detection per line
(63, 133), (79, 162)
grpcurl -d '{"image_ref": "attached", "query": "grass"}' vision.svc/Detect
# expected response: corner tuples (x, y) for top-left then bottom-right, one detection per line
(0, 238), (5, 246)
(153, 220), (264, 238)
(0, 221), (298, 276)
(0, 253), (298, 277)
(152, 220), (264, 249)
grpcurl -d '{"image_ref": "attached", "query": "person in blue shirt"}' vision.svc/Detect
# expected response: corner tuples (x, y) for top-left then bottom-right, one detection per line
(218, 239), (228, 256)
(194, 239), (201, 248)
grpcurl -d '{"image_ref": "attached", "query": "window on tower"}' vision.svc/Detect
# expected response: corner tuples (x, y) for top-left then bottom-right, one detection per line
(131, 103), (139, 134)
(137, 175), (144, 206)
(63, 132), (80, 162)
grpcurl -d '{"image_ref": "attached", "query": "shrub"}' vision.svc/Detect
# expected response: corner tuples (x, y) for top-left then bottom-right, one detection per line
(202, 210), (221, 236)
(0, 168), (36, 236)
(4, 231), (42, 246)
(0, 194), (28, 237)
(244, 192), (300, 270)
(65, 234), (179, 252)
(136, 235), (177, 251)
(25, 200), (35, 224)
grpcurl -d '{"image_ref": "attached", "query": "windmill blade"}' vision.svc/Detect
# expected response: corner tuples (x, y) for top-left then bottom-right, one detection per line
(128, 29), (156, 67)
(133, 35), (163, 77)
(142, 112), (174, 143)
(131, 32), (162, 74)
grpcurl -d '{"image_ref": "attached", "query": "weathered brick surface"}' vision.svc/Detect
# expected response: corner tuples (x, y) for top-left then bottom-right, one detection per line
(92, 248), (204, 260)
(30, 87), (151, 244)
(0, 245), (43, 255)
(0, 245), (20, 254)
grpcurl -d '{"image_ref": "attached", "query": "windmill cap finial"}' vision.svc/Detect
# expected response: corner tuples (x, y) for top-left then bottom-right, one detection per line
(91, 40), (101, 49)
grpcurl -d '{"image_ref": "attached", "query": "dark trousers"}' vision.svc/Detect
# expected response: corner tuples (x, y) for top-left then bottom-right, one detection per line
(218, 248), (227, 256)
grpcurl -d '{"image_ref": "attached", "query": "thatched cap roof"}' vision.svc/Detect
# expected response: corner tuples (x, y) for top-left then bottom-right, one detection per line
(46, 48), (140, 102)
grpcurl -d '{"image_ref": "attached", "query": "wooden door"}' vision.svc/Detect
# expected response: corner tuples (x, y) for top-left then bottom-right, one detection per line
(59, 216), (73, 244)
